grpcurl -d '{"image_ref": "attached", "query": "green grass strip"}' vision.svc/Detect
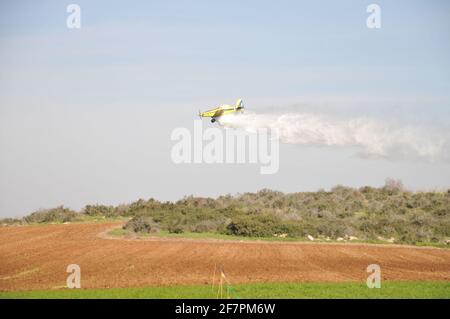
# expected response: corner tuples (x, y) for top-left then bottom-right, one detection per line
(1, 281), (449, 299)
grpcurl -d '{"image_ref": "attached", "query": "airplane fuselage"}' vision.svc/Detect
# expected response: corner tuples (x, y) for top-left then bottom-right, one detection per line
(199, 99), (244, 123)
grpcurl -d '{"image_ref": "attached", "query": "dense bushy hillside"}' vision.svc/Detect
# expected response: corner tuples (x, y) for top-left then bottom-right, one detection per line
(3, 180), (450, 245)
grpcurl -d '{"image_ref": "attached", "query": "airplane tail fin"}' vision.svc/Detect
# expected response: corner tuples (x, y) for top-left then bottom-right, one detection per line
(235, 99), (243, 110)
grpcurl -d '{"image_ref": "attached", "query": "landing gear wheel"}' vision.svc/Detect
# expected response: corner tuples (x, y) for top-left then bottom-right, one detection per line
(211, 118), (216, 123)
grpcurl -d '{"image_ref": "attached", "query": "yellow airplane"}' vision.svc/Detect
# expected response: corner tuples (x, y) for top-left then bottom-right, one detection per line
(199, 99), (244, 123)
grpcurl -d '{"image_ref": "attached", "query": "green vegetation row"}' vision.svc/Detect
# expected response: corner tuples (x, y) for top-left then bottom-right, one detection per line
(1, 281), (449, 299)
(2, 179), (450, 245)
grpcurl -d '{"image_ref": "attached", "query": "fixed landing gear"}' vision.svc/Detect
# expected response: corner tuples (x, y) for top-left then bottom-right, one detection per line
(211, 118), (216, 123)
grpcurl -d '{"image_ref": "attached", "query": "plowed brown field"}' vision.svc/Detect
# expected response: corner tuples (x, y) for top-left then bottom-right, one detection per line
(0, 222), (449, 291)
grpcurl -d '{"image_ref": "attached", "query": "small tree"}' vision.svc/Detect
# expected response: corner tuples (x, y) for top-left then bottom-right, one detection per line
(383, 178), (404, 195)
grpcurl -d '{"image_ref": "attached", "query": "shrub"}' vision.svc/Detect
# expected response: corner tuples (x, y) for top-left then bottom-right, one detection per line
(83, 204), (115, 217)
(192, 220), (219, 233)
(0, 218), (23, 226)
(24, 206), (78, 223)
(168, 225), (184, 234)
(226, 215), (283, 237)
(123, 216), (159, 233)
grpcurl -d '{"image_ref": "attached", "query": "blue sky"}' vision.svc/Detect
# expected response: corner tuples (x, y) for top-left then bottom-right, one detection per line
(0, 1), (449, 216)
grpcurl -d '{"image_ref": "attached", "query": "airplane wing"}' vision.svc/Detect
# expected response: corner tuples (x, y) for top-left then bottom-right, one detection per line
(200, 108), (223, 118)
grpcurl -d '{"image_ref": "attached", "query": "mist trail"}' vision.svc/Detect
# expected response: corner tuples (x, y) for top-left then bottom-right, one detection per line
(218, 111), (450, 161)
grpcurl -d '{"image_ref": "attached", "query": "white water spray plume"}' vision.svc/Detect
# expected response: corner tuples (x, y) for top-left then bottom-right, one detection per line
(219, 111), (450, 162)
